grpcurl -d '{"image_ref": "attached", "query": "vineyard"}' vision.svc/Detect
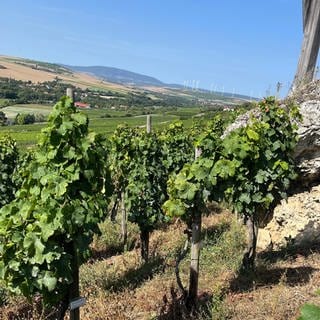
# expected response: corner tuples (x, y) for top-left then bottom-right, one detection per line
(0, 95), (318, 320)
(0, 104), (229, 150)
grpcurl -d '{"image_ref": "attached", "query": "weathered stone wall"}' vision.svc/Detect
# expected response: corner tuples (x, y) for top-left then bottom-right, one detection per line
(293, 100), (320, 185)
(257, 185), (320, 250)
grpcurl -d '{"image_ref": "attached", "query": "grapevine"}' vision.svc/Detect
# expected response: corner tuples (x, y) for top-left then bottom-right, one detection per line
(0, 97), (111, 317)
(164, 99), (299, 308)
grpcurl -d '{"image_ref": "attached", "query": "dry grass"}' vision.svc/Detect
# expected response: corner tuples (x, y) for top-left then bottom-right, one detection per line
(78, 220), (190, 320)
(0, 56), (131, 93)
(78, 211), (245, 320)
(1, 210), (319, 320)
(225, 247), (320, 320)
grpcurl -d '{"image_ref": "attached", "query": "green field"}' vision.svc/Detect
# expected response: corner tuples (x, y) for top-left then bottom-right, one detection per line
(89, 114), (179, 134)
(0, 104), (238, 150)
(2, 104), (53, 119)
(0, 116), (179, 150)
(0, 110), (182, 150)
(0, 104), (226, 150)
(0, 123), (45, 149)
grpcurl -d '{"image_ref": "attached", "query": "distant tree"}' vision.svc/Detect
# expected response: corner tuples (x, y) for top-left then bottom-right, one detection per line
(15, 113), (35, 125)
(3, 90), (17, 99)
(0, 111), (7, 126)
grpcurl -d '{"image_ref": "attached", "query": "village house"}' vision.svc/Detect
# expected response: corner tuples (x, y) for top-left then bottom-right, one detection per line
(74, 102), (91, 109)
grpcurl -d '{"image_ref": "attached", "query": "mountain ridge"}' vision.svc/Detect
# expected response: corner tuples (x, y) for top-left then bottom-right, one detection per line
(65, 65), (164, 87)
(64, 65), (256, 101)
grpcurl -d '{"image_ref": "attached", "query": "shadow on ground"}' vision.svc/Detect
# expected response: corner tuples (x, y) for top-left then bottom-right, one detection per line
(103, 256), (166, 293)
(257, 244), (320, 263)
(157, 286), (213, 320)
(230, 266), (318, 293)
(230, 246), (320, 293)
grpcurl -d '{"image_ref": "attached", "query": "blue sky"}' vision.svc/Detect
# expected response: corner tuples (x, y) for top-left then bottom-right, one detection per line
(0, 0), (306, 97)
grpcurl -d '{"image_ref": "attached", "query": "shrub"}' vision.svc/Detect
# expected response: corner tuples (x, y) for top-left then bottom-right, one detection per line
(34, 113), (46, 123)
(0, 111), (7, 126)
(14, 113), (35, 125)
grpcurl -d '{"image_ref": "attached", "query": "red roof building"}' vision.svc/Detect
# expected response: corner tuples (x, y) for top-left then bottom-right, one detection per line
(74, 102), (91, 109)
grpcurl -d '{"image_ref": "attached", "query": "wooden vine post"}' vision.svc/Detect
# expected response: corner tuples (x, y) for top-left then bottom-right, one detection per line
(66, 88), (75, 102)
(187, 147), (202, 310)
(138, 114), (152, 262)
(146, 114), (152, 134)
(67, 243), (81, 320)
(66, 88), (81, 320)
(292, 0), (320, 91)
(121, 191), (127, 251)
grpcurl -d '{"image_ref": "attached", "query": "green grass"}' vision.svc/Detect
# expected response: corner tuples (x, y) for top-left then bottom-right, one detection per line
(90, 114), (178, 134)
(82, 108), (144, 118)
(92, 218), (140, 257)
(165, 106), (202, 117)
(87, 85), (128, 94)
(0, 123), (46, 149)
(0, 99), (10, 106)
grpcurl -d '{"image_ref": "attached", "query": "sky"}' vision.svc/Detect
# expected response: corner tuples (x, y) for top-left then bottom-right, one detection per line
(0, 0), (307, 97)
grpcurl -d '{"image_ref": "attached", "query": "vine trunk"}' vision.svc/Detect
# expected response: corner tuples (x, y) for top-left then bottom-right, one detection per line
(242, 216), (259, 271)
(140, 229), (149, 262)
(187, 210), (202, 311)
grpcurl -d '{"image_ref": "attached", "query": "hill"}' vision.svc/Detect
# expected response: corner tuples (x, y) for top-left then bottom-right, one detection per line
(65, 64), (255, 101)
(0, 55), (132, 94)
(0, 55), (254, 108)
(66, 65), (164, 87)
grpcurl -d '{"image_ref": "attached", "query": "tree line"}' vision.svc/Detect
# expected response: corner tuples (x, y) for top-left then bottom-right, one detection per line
(0, 77), (199, 109)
